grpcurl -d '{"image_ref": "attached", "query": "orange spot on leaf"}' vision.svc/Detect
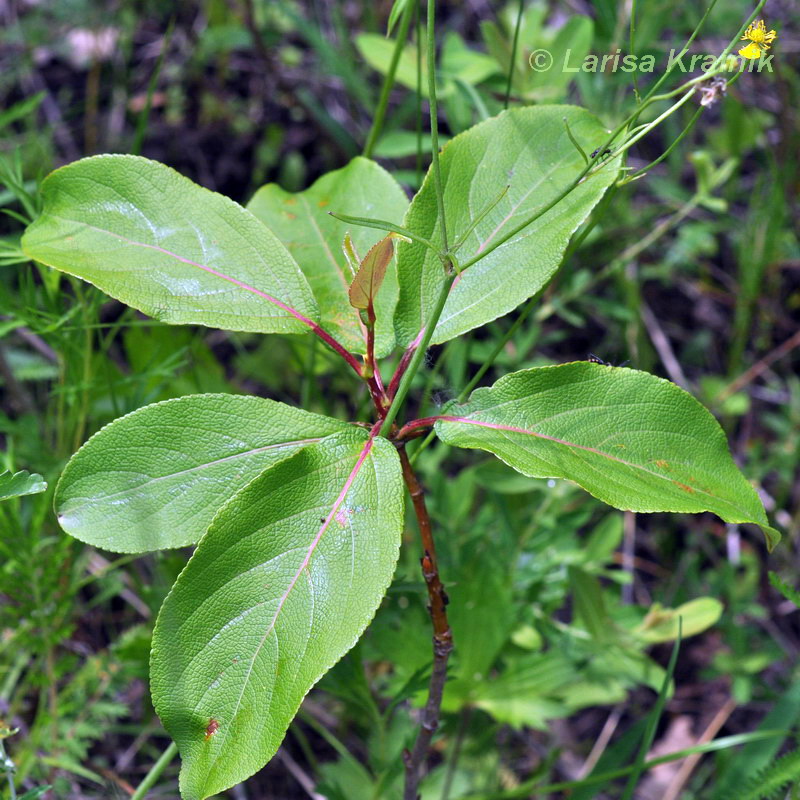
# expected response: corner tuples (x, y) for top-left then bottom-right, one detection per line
(655, 459), (670, 469)
(674, 481), (695, 493)
(204, 719), (220, 741)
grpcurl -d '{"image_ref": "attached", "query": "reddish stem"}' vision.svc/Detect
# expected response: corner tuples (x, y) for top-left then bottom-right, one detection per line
(388, 342), (417, 400)
(309, 317), (388, 414)
(398, 447), (453, 800)
(306, 320), (363, 377)
(394, 416), (444, 441)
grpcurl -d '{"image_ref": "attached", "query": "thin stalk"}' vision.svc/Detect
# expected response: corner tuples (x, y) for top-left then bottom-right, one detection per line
(504, 0), (525, 110)
(626, 0), (720, 130)
(363, 0), (416, 158)
(328, 211), (439, 253)
(399, 448), (453, 800)
(611, 88), (697, 158)
(629, 0), (640, 103)
(624, 105), (704, 182)
(132, 17), (175, 156)
(459, 297), (537, 400)
(458, 0), (760, 275)
(426, 0), (448, 253)
(381, 0), (452, 435)
(380, 273), (454, 436)
(130, 740), (178, 800)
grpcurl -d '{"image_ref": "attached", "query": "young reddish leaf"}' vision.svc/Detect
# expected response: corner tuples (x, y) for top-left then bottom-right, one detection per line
(348, 235), (395, 313)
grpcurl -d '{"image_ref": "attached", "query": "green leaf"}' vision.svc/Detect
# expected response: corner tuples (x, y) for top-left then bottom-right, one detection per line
(247, 157), (408, 357)
(355, 31), (497, 100)
(17, 788), (52, 800)
(349, 235), (394, 312)
(434, 363), (779, 549)
(22, 155), (318, 334)
(0, 469), (47, 501)
(394, 105), (618, 346)
(634, 598), (723, 644)
(386, 0), (410, 36)
(151, 430), (403, 799)
(55, 394), (349, 553)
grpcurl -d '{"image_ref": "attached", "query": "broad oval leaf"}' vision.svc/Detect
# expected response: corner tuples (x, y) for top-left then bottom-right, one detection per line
(394, 105), (618, 346)
(55, 394), (349, 553)
(22, 155), (318, 334)
(151, 430), (403, 799)
(247, 157), (408, 357)
(435, 363), (779, 549)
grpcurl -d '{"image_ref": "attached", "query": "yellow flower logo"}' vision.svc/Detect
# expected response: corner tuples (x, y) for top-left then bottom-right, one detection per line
(738, 19), (777, 60)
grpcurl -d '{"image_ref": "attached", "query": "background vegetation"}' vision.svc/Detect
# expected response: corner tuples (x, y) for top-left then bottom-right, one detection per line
(0, 0), (798, 797)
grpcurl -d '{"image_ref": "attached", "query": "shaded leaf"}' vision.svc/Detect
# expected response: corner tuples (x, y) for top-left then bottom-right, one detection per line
(56, 394), (349, 553)
(247, 157), (407, 357)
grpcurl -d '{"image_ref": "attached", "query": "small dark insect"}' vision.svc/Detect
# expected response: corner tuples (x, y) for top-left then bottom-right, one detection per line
(590, 147), (612, 159)
(205, 719), (220, 741)
(587, 353), (630, 368)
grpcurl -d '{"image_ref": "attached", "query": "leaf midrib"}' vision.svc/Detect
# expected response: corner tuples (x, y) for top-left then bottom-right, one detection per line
(60, 438), (325, 516)
(437, 416), (758, 521)
(32, 215), (314, 325)
(205, 436), (376, 769)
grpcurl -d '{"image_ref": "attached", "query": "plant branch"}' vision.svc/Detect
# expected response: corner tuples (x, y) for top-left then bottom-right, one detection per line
(363, 0), (416, 159)
(503, 0), (525, 110)
(426, 0), (448, 254)
(130, 740), (178, 800)
(380, 272), (455, 436)
(399, 447), (453, 800)
(304, 318), (387, 411)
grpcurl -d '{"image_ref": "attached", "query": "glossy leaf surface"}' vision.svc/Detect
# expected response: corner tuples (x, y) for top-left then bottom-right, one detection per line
(22, 155), (318, 334)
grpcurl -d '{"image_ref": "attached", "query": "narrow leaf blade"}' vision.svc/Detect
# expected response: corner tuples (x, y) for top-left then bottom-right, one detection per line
(435, 363), (778, 548)
(150, 430), (403, 799)
(55, 394), (349, 553)
(22, 155), (318, 334)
